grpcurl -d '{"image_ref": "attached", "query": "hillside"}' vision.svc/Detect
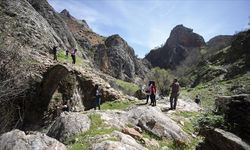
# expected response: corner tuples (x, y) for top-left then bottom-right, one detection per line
(0, 0), (250, 150)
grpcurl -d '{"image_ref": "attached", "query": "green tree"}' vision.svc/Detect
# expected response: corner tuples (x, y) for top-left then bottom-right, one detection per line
(146, 67), (173, 96)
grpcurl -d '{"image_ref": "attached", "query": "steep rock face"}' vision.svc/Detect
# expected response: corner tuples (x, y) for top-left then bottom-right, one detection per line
(0, 129), (67, 150)
(145, 24), (205, 69)
(27, 0), (77, 49)
(94, 34), (150, 81)
(0, 0), (63, 55)
(59, 9), (105, 52)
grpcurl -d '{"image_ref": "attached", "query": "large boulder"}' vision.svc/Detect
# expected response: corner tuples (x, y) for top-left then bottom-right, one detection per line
(198, 128), (250, 150)
(98, 106), (189, 142)
(145, 24), (205, 69)
(47, 112), (91, 142)
(128, 106), (188, 142)
(0, 129), (66, 150)
(91, 131), (147, 150)
(215, 94), (250, 143)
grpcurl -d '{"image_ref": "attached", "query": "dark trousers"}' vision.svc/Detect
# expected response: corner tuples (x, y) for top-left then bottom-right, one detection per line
(170, 93), (178, 109)
(95, 97), (101, 110)
(53, 53), (57, 60)
(150, 94), (156, 106)
(146, 95), (150, 104)
(71, 55), (76, 64)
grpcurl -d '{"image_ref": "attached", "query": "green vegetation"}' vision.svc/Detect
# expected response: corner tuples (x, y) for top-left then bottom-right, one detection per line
(181, 71), (250, 109)
(146, 67), (173, 96)
(57, 50), (84, 66)
(142, 129), (203, 150)
(115, 79), (140, 96)
(194, 112), (224, 131)
(101, 100), (136, 110)
(66, 114), (118, 150)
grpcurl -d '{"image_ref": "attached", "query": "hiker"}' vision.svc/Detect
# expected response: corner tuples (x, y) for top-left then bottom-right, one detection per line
(71, 48), (77, 64)
(150, 81), (157, 106)
(94, 84), (101, 110)
(65, 49), (69, 58)
(62, 100), (70, 112)
(194, 95), (201, 105)
(52, 46), (58, 61)
(144, 82), (151, 104)
(169, 79), (180, 110)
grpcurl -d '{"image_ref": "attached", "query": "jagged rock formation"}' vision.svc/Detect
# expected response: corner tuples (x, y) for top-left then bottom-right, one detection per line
(145, 24), (205, 69)
(0, 129), (67, 150)
(59, 9), (105, 52)
(27, 0), (77, 49)
(94, 34), (150, 81)
(47, 112), (91, 143)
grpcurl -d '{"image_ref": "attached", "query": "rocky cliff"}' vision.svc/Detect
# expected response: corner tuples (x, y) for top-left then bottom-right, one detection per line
(145, 24), (205, 69)
(59, 9), (105, 53)
(27, 0), (77, 49)
(94, 34), (150, 81)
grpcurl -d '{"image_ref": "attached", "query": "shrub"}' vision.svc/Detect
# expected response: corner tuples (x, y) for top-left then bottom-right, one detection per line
(194, 112), (224, 131)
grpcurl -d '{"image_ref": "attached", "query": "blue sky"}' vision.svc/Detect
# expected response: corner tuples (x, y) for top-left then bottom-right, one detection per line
(48, 0), (250, 58)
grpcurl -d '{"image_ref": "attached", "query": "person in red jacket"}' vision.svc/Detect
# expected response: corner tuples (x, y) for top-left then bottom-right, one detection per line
(150, 81), (157, 106)
(169, 79), (180, 110)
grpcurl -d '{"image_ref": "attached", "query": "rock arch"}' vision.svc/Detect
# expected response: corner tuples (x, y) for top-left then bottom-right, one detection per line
(24, 64), (71, 129)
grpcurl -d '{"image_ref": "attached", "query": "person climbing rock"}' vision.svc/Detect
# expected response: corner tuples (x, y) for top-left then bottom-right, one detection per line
(94, 84), (102, 110)
(71, 48), (77, 64)
(194, 95), (201, 105)
(144, 82), (151, 104)
(169, 79), (180, 110)
(52, 46), (58, 61)
(150, 81), (157, 106)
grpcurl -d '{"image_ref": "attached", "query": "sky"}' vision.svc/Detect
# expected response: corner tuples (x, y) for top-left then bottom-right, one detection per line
(48, 0), (250, 58)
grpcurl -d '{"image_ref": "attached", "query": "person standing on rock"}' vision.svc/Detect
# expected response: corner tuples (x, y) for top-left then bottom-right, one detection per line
(169, 79), (180, 110)
(150, 81), (157, 106)
(144, 82), (151, 104)
(71, 48), (77, 64)
(94, 84), (102, 110)
(52, 46), (58, 61)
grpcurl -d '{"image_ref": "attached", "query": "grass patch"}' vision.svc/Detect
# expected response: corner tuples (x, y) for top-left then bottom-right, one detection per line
(57, 50), (84, 66)
(101, 101), (136, 110)
(115, 79), (140, 95)
(66, 114), (118, 150)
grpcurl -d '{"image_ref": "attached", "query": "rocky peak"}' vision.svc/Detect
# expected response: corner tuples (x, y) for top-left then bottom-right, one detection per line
(166, 24), (205, 48)
(60, 9), (71, 18)
(105, 34), (134, 56)
(145, 24), (205, 69)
